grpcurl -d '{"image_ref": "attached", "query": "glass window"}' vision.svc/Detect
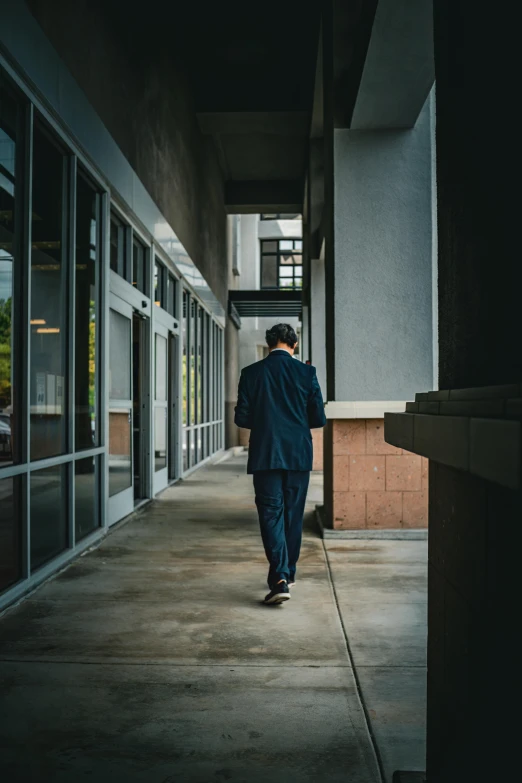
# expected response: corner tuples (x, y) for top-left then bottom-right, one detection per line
(0, 76), (23, 468)
(154, 261), (166, 308)
(109, 309), (131, 497)
(132, 237), (148, 295)
(182, 429), (188, 472)
(261, 239), (303, 290)
(154, 407), (167, 471)
(75, 456), (99, 542)
(109, 310), (131, 400)
(30, 120), (68, 461)
(167, 274), (177, 317)
(182, 291), (187, 426)
(155, 333), (167, 402)
(75, 171), (100, 451)
(0, 475), (22, 592)
(30, 463), (67, 571)
(190, 298), (196, 426)
(110, 214), (127, 278)
(261, 256), (277, 288)
(109, 409), (132, 496)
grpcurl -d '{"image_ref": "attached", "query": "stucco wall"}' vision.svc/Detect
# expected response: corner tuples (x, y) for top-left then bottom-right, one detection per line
(332, 94), (434, 400)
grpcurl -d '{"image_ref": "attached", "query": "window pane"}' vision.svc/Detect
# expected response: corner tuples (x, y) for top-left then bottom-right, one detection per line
(30, 122), (67, 461)
(190, 299), (195, 425)
(197, 307), (202, 424)
(168, 275), (176, 316)
(261, 240), (277, 253)
(75, 172), (100, 451)
(109, 408), (132, 496)
(279, 240), (293, 250)
(182, 292), (187, 425)
(75, 456), (99, 542)
(182, 429), (188, 471)
(30, 464), (67, 571)
(132, 239), (147, 295)
(0, 77), (21, 468)
(109, 309), (131, 400)
(0, 476), (22, 592)
(280, 267), (293, 278)
(154, 262), (160, 306)
(294, 240), (303, 250)
(154, 407), (167, 471)
(294, 265), (303, 276)
(155, 333), (167, 401)
(261, 256), (277, 288)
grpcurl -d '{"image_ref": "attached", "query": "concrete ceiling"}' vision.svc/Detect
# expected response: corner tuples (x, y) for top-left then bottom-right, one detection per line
(168, 0), (322, 213)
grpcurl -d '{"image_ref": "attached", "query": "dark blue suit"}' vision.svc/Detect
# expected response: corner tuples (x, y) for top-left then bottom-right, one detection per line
(234, 350), (326, 586)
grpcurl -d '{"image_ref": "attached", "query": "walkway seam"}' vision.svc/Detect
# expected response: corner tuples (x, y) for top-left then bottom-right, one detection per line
(322, 537), (387, 783)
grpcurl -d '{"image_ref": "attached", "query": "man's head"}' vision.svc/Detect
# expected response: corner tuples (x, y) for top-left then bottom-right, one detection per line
(265, 323), (298, 355)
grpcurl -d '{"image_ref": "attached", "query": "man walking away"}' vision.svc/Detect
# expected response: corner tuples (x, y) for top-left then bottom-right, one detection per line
(234, 324), (326, 605)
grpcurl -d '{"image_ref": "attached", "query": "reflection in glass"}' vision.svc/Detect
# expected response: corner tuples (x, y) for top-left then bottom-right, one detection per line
(155, 333), (167, 401)
(110, 215), (127, 278)
(75, 456), (98, 542)
(182, 292), (187, 425)
(75, 172), (100, 450)
(30, 464), (67, 570)
(0, 476), (21, 592)
(261, 256), (277, 288)
(190, 299), (195, 425)
(109, 308), (132, 496)
(132, 238), (147, 294)
(154, 407), (167, 471)
(182, 429), (188, 471)
(109, 408), (132, 496)
(197, 307), (202, 424)
(0, 79), (20, 467)
(30, 121), (67, 460)
(109, 310), (131, 399)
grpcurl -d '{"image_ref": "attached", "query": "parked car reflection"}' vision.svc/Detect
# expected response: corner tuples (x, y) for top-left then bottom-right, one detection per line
(0, 414), (12, 460)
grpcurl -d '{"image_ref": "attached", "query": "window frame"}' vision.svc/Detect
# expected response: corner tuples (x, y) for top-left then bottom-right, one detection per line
(260, 238), (303, 290)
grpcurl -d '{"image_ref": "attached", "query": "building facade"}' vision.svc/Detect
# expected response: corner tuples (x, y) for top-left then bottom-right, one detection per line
(0, 3), (226, 610)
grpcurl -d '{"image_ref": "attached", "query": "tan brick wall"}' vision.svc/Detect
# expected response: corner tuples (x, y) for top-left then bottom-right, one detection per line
(329, 418), (428, 529)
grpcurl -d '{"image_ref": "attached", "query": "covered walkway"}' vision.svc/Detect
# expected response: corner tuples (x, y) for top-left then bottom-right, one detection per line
(0, 454), (426, 782)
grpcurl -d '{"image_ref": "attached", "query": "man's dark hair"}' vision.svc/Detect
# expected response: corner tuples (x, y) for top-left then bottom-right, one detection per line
(265, 323), (298, 349)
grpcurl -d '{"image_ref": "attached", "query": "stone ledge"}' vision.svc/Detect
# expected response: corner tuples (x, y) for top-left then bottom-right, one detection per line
(315, 506), (428, 539)
(325, 400), (408, 420)
(385, 384), (522, 490)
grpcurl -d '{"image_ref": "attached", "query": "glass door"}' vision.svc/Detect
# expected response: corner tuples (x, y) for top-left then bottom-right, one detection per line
(108, 294), (134, 524)
(153, 322), (178, 494)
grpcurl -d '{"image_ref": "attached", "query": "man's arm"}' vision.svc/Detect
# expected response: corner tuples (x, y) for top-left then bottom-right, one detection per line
(307, 368), (327, 429)
(234, 370), (252, 429)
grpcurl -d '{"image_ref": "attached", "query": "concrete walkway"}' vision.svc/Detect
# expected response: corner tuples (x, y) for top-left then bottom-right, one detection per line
(0, 454), (426, 782)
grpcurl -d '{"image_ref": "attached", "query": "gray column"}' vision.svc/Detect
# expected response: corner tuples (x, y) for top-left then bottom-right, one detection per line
(327, 95), (435, 403)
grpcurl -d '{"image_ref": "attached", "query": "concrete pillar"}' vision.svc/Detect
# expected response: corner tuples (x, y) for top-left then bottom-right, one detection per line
(423, 3), (522, 781)
(322, 94), (435, 530)
(224, 316), (239, 450)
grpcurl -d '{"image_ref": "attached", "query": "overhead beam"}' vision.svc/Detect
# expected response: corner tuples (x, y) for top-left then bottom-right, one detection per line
(198, 112), (309, 136)
(351, 0), (434, 129)
(225, 180), (303, 214)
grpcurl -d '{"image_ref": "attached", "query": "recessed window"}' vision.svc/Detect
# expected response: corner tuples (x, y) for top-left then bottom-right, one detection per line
(260, 239), (303, 290)
(132, 236), (148, 295)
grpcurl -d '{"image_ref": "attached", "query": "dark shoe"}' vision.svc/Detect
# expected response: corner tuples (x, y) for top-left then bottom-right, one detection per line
(264, 581), (291, 605)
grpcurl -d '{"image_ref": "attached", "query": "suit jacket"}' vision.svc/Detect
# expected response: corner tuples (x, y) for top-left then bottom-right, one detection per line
(234, 349), (327, 474)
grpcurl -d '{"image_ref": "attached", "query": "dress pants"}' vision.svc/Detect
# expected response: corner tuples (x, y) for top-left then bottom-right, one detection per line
(253, 469), (310, 588)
